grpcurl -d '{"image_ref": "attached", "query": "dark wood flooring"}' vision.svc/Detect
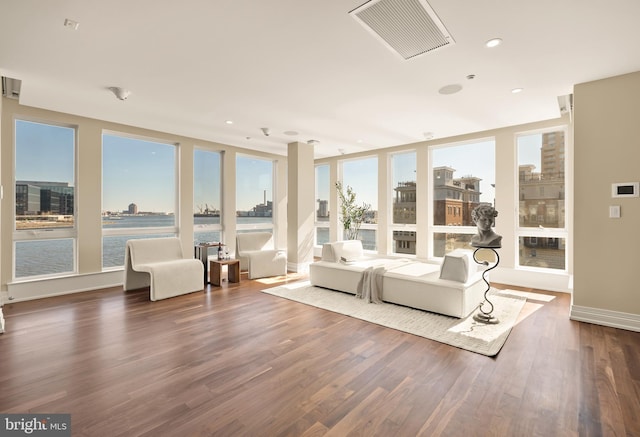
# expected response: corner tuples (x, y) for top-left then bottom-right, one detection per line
(1, 273), (639, 436)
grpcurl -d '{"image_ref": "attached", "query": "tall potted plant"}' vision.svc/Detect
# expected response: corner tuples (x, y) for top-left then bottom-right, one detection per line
(336, 181), (371, 240)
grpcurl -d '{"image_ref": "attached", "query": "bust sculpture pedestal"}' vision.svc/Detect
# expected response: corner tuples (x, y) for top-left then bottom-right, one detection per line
(472, 247), (500, 324)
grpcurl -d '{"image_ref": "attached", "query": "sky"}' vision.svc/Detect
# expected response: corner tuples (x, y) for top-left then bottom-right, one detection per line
(16, 119), (543, 214)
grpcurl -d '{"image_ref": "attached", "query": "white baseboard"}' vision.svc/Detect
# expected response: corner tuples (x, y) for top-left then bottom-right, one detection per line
(287, 261), (310, 274)
(0, 307), (5, 333)
(570, 305), (640, 332)
(6, 270), (124, 303)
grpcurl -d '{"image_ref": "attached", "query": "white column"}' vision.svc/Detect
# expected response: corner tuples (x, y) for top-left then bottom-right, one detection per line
(287, 141), (315, 272)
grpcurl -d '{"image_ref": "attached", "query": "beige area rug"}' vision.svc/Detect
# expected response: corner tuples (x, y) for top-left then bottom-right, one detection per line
(262, 281), (526, 356)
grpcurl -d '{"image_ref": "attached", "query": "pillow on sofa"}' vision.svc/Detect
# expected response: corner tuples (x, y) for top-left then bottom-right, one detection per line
(439, 249), (476, 282)
(321, 240), (364, 263)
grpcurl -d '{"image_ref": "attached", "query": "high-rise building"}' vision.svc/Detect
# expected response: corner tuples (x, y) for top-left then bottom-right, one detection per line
(128, 203), (138, 214)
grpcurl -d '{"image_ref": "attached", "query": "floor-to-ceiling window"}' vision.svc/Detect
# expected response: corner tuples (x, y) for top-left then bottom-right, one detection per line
(429, 139), (495, 258)
(194, 149), (222, 244)
(236, 155), (274, 235)
(102, 133), (177, 268)
(14, 119), (76, 279)
(390, 151), (417, 255)
(315, 164), (330, 246)
(340, 156), (378, 250)
(516, 128), (567, 271)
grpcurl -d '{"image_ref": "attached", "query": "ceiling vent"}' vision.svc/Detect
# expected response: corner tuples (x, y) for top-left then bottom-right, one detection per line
(2, 76), (21, 100)
(349, 0), (455, 60)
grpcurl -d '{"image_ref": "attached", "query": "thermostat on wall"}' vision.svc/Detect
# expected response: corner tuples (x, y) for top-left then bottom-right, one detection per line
(611, 182), (639, 198)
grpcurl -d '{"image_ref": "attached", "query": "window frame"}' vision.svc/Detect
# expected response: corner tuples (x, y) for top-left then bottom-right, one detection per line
(388, 150), (417, 256)
(338, 155), (378, 251)
(515, 126), (569, 273)
(193, 147), (223, 244)
(314, 163), (330, 247)
(101, 131), (179, 270)
(12, 117), (78, 280)
(235, 154), (275, 233)
(428, 137), (496, 260)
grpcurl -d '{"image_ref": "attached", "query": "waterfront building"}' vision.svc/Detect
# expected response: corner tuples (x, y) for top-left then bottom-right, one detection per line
(15, 181), (74, 215)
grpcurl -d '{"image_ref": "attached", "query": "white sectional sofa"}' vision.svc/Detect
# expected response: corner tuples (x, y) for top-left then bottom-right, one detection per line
(309, 240), (487, 318)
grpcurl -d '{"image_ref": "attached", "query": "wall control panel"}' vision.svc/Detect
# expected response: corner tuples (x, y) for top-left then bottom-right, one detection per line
(611, 182), (639, 198)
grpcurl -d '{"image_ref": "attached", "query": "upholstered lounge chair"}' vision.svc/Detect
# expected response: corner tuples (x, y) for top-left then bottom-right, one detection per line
(124, 237), (204, 301)
(235, 232), (287, 279)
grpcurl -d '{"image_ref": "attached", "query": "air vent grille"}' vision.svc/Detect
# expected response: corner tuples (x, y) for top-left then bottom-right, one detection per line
(350, 0), (454, 60)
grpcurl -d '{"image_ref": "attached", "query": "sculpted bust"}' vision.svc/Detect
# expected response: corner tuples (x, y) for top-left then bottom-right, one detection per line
(471, 204), (502, 248)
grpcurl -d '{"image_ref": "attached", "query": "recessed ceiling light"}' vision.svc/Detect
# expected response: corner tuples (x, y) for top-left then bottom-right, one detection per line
(438, 84), (463, 95)
(511, 88), (523, 94)
(423, 132), (434, 140)
(307, 139), (320, 145)
(225, 120), (233, 124)
(485, 38), (502, 48)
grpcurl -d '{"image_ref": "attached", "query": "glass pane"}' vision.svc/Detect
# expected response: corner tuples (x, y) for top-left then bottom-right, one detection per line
(432, 141), (495, 226)
(16, 239), (74, 278)
(103, 234), (174, 268)
(316, 227), (330, 246)
(393, 230), (416, 255)
(102, 134), (176, 227)
(345, 229), (377, 251)
(341, 157), (378, 250)
(432, 233), (473, 258)
(194, 149), (221, 221)
(236, 156), (273, 225)
(391, 152), (417, 255)
(315, 165), (330, 223)
(517, 131), (566, 229)
(392, 152), (416, 225)
(194, 230), (221, 245)
(519, 237), (566, 270)
(15, 120), (75, 230)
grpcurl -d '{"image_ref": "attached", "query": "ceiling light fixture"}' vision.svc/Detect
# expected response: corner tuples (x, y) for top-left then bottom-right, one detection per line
(485, 38), (502, 48)
(225, 120), (233, 124)
(307, 139), (320, 145)
(511, 88), (523, 94)
(108, 87), (131, 100)
(64, 18), (80, 30)
(260, 127), (270, 136)
(438, 84), (463, 95)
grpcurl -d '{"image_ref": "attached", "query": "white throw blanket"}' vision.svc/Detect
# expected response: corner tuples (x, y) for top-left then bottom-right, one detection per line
(356, 259), (413, 304)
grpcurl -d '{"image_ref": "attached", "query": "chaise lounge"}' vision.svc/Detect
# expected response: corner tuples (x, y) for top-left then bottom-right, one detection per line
(309, 240), (487, 318)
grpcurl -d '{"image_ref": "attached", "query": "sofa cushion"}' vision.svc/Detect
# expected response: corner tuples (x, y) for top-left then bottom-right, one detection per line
(439, 249), (476, 283)
(321, 240), (364, 263)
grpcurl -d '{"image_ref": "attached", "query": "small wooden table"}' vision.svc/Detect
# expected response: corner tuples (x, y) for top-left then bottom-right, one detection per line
(209, 259), (240, 286)
(194, 242), (225, 284)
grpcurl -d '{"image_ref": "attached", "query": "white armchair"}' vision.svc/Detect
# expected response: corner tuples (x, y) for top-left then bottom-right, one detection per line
(236, 232), (287, 279)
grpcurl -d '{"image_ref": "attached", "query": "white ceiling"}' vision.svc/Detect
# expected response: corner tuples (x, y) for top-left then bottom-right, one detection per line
(2, 0), (640, 158)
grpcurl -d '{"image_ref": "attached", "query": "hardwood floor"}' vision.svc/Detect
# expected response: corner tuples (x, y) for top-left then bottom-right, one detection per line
(1, 274), (638, 436)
